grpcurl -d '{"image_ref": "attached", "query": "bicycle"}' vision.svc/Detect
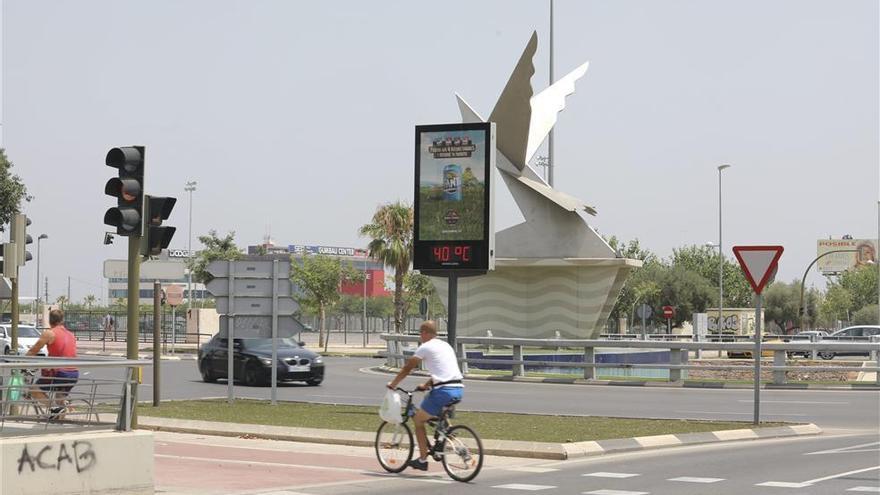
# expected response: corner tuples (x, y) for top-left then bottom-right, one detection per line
(375, 387), (484, 482)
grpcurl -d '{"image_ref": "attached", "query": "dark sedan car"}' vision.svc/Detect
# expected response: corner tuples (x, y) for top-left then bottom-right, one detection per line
(198, 337), (324, 386)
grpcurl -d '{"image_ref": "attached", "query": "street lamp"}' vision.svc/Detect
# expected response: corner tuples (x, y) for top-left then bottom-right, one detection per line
(798, 249), (861, 331)
(185, 180), (197, 307)
(716, 164), (731, 333)
(35, 234), (48, 326)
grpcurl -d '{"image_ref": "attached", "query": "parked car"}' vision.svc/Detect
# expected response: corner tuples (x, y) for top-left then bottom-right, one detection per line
(787, 330), (830, 358)
(818, 326), (880, 360)
(0, 324), (48, 356)
(198, 336), (324, 386)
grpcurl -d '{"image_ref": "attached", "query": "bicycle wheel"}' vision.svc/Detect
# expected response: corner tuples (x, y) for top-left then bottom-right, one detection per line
(375, 421), (414, 473)
(440, 425), (484, 482)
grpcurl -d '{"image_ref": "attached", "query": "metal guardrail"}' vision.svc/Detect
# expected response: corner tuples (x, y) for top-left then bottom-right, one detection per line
(0, 356), (150, 435)
(381, 335), (880, 386)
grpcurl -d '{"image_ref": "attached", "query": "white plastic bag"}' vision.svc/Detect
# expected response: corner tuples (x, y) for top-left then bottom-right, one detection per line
(379, 389), (402, 424)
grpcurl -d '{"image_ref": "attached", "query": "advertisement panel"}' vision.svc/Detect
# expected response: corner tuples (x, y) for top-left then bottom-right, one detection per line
(413, 122), (495, 272)
(816, 239), (877, 274)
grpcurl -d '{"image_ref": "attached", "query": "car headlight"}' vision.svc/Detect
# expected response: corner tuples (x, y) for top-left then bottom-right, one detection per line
(313, 356), (323, 364)
(259, 358), (273, 365)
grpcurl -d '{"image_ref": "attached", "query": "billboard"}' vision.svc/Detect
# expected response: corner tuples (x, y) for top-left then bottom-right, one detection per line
(413, 122), (495, 272)
(816, 239), (877, 274)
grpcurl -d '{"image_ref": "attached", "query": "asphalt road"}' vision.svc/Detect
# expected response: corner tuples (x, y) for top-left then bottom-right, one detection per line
(92, 356), (880, 431)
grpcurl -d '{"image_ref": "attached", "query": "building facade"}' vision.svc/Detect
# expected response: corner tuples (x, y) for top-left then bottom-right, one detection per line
(104, 249), (207, 304)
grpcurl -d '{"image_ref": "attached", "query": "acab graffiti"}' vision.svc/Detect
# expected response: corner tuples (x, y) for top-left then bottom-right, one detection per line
(16, 440), (96, 474)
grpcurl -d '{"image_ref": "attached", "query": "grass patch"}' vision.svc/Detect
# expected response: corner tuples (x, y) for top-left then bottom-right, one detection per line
(141, 399), (785, 443)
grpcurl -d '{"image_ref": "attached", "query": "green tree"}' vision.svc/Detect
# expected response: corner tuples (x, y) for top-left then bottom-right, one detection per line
(55, 295), (68, 309)
(835, 265), (878, 313)
(670, 245), (752, 308)
(403, 271), (437, 317)
(359, 202), (413, 333)
(819, 286), (853, 327)
(0, 148), (29, 232)
(605, 237), (661, 325)
(852, 304), (879, 325)
(656, 266), (716, 327)
(290, 254), (359, 351)
(187, 230), (243, 284)
(366, 295), (394, 317)
(84, 294), (96, 310)
(762, 281), (803, 333)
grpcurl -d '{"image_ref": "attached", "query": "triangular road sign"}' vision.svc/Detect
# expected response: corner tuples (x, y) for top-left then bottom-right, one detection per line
(732, 245), (784, 295)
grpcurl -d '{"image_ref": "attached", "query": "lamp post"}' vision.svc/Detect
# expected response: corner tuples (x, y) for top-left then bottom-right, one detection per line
(798, 249), (859, 331)
(35, 234), (48, 326)
(716, 164), (731, 332)
(185, 180), (197, 307)
(362, 255), (368, 347)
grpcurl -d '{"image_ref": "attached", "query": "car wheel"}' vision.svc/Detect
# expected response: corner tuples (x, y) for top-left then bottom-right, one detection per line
(306, 378), (323, 386)
(818, 351), (835, 360)
(200, 361), (217, 383)
(244, 361), (264, 387)
(3, 346), (10, 355)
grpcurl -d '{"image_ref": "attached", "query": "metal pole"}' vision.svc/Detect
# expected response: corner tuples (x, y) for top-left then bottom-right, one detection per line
(67, 276), (70, 307)
(171, 305), (176, 355)
(153, 280), (161, 407)
(547, 0), (555, 187)
(447, 273), (458, 351)
(10, 276), (18, 352)
(718, 165), (729, 334)
(35, 238), (42, 324)
(127, 234), (141, 427)
(362, 256), (367, 347)
(877, 200), (879, 325)
(227, 259), (235, 404)
(271, 259), (278, 405)
(753, 293), (763, 425)
(185, 181), (196, 308)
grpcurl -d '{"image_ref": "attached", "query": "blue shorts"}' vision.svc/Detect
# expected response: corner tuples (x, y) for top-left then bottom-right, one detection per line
(419, 386), (463, 417)
(37, 370), (79, 394)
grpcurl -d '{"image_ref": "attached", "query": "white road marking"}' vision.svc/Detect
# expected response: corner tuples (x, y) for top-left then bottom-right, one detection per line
(583, 472), (640, 478)
(806, 442), (880, 455)
(503, 467), (561, 473)
(847, 487), (880, 492)
(492, 483), (557, 491)
(411, 478), (454, 484)
(758, 465), (880, 489)
(583, 490), (650, 495)
(736, 400), (848, 405)
(756, 481), (810, 488)
(668, 476), (724, 483)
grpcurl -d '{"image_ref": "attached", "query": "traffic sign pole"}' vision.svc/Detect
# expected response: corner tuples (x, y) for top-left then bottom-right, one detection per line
(271, 259), (278, 406)
(153, 280), (161, 407)
(227, 260), (235, 404)
(753, 294), (763, 425)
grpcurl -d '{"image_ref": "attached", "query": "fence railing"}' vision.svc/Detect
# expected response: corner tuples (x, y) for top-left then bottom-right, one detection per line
(0, 356), (149, 434)
(381, 335), (880, 386)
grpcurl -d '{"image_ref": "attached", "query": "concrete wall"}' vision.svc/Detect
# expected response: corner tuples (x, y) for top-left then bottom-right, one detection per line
(186, 308), (220, 343)
(1, 430), (153, 495)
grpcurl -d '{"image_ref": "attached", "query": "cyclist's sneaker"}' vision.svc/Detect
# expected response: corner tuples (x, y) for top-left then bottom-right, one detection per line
(407, 458), (428, 471)
(48, 406), (67, 420)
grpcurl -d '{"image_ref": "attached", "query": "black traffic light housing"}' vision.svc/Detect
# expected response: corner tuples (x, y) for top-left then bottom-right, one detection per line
(142, 195), (177, 257)
(104, 146), (145, 236)
(10, 214), (33, 265)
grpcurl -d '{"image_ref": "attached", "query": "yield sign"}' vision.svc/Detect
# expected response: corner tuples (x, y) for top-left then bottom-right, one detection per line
(732, 245), (784, 295)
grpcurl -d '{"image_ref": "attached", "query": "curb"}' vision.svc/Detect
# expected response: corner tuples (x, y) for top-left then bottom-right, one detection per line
(137, 417), (821, 461)
(374, 366), (880, 391)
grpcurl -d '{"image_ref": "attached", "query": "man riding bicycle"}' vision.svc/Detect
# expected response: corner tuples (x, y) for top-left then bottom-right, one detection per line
(387, 320), (463, 471)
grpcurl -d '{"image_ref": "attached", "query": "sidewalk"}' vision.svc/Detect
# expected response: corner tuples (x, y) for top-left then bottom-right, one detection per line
(138, 416), (822, 461)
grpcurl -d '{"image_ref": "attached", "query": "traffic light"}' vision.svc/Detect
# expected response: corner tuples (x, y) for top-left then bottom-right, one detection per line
(104, 146), (145, 236)
(142, 195), (176, 257)
(10, 214), (33, 265)
(1, 243), (16, 278)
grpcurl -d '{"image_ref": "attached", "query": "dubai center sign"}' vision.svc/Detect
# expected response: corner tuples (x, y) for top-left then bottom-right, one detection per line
(413, 122), (495, 272)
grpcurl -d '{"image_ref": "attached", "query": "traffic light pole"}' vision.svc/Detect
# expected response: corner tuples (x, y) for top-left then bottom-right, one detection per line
(127, 234), (141, 426)
(10, 276), (19, 352)
(153, 280), (161, 407)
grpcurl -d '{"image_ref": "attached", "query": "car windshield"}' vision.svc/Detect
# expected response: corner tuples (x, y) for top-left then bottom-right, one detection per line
(18, 327), (41, 338)
(241, 338), (300, 350)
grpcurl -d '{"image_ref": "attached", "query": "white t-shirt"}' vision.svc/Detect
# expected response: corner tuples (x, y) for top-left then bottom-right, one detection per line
(413, 338), (463, 387)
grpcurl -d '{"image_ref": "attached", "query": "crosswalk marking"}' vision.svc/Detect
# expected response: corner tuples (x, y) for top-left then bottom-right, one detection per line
(493, 484), (557, 491)
(503, 467), (561, 473)
(668, 476), (725, 483)
(756, 481), (810, 488)
(583, 472), (640, 479)
(847, 488), (880, 493)
(583, 490), (650, 495)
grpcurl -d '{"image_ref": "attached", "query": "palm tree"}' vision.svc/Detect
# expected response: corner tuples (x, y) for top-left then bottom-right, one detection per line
(56, 295), (68, 309)
(359, 202), (413, 333)
(84, 294), (96, 310)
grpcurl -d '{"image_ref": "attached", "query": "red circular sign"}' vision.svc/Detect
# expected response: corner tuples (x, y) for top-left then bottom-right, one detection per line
(165, 285), (185, 306)
(662, 305), (674, 319)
